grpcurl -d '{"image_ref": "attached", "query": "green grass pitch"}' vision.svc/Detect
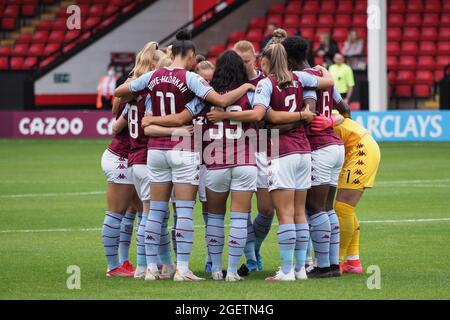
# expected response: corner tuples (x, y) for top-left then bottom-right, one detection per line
(0, 139), (449, 300)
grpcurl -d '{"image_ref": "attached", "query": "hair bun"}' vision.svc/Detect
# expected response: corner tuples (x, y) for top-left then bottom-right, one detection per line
(176, 29), (191, 41)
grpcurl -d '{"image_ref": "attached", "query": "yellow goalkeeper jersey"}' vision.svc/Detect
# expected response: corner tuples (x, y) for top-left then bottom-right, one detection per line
(333, 118), (370, 153)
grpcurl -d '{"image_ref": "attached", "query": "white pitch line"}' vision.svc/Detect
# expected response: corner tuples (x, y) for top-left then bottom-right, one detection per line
(1, 217), (449, 234)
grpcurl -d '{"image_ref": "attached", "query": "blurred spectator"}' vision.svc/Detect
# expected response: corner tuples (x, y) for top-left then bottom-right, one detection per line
(342, 29), (366, 71)
(260, 23), (277, 50)
(195, 60), (215, 83)
(329, 53), (355, 104)
(116, 62), (133, 87)
(315, 32), (339, 67)
(96, 64), (117, 109)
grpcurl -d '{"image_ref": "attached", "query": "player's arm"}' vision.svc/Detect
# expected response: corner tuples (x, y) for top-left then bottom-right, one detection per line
(266, 102), (316, 124)
(296, 69), (334, 90)
(112, 98), (122, 116)
(314, 65), (335, 89)
(207, 105), (266, 123)
(334, 86), (351, 118)
(332, 114), (345, 126)
(266, 121), (303, 134)
(112, 116), (127, 135)
(142, 109), (193, 127)
(144, 125), (194, 137)
(115, 71), (153, 102)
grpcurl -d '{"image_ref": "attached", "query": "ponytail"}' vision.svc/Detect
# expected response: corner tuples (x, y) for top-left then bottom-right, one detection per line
(172, 29), (196, 58)
(262, 43), (292, 88)
(131, 41), (160, 78)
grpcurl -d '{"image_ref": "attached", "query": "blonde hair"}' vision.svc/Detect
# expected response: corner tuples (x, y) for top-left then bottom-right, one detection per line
(269, 28), (287, 45)
(195, 60), (215, 73)
(233, 40), (256, 55)
(156, 53), (173, 68)
(131, 41), (160, 78)
(262, 43), (292, 88)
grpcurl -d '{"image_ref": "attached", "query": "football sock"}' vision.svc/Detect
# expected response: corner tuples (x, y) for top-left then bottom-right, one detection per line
(306, 238), (313, 264)
(347, 214), (361, 260)
(253, 212), (274, 252)
(277, 224), (296, 274)
(119, 211), (135, 264)
(175, 200), (195, 273)
(294, 223), (310, 272)
(309, 212), (331, 268)
(171, 205), (177, 256)
(158, 209), (172, 265)
(335, 201), (355, 262)
(145, 201), (168, 272)
(244, 211), (257, 262)
(327, 209), (340, 266)
(228, 212), (248, 274)
(102, 211), (123, 270)
(207, 213), (225, 272)
(136, 212), (147, 267)
(203, 210), (212, 264)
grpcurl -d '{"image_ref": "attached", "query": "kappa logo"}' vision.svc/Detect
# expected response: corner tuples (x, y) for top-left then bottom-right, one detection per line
(352, 179), (361, 185)
(176, 232), (184, 238)
(355, 169), (363, 175)
(118, 157), (126, 161)
(356, 160), (365, 165)
(356, 143), (365, 149)
(117, 174), (126, 180)
(209, 238), (218, 243)
(311, 176), (316, 181)
(229, 240), (239, 245)
(322, 234), (330, 239)
(117, 164), (127, 170)
(357, 151), (366, 156)
(146, 234), (154, 241)
(333, 225), (340, 231)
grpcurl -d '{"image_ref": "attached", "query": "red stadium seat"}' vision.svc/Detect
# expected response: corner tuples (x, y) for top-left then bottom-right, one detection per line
(301, 14), (317, 26)
(207, 44), (225, 57)
(0, 58), (9, 70)
(48, 31), (65, 43)
(334, 15), (352, 28)
(404, 14), (422, 27)
(443, 1), (450, 12)
(267, 3), (285, 15)
(284, 28), (297, 36)
(387, 56), (398, 70)
(414, 85), (431, 98)
(435, 70), (444, 81)
(407, 0), (423, 13)
(437, 42), (450, 55)
(415, 71), (434, 85)
(419, 42), (436, 56)
(53, 18), (67, 31)
(44, 43), (61, 56)
(436, 56), (450, 69)
(316, 28), (331, 38)
(32, 31), (49, 43)
(424, 0), (441, 13)
(395, 85), (412, 98)
(11, 57), (25, 70)
(388, 70), (396, 85)
(36, 19), (52, 31)
(63, 42), (77, 54)
(317, 15), (334, 27)
(403, 28), (420, 41)
(332, 28), (348, 42)
(21, 4), (37, 17)
(249, 17), (266, 29)
(28, 43), (44, 56)
(285, 1), (302, 14)
(84, 17), (101, 30)
(398, 56), (417, 70)
(299, 28), (314, 42)
(283, 15), (300, 28)
(12, 44), (28, 56)
(423, 14), (439, 27)
(302, 1), (320, 13)
(246, 29), (263, 43)
(24, 57), (38, 69)
(354, 27), (367, 39)
(89, 4), (104, 17)
(401, 42), (418, 55)
(64, 30), (81, 43)
(388, 14), (403, 27)
(354, 0), (367, 13)
(16, 33), (32, 44)
(387, 28), (402, 41)
(227, 31), (246, 44)
(389, 0), (406, 13)
(417, 56), (436, 70)
(421, 27), (438, 41)
(104, 5), (120, 17)
(336, 0), (353, 14)
(387, 42), (400, 55)
(1, 18), (16, 31)
(4, 5), (19, 17)
(441, 14), (450, 27)
(321, 0), (336, 14)
(0, 46), (11, 55)
(353, 15), (367, 27)
(266, 15), (283, 27)
(441, 28), (450, 41)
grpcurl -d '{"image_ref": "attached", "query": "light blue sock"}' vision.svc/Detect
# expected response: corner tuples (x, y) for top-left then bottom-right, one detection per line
(295, 223), (310, 271)
(244, 211), (257, 262)
(102, 211), (123, 270)
(145, 201), (168, 271)
(119, 211), (135, 264)
(278, 224), (296, 274)
(306, 238), (313, 262)
(136, 212), (147, 267)
(207, 213), (225, 272)
(203, 211), (212, 264)
(228, 212), (248, 274)
(253, 213), (274, 252)
(309, 212), (331, 268)
(158, 209), (172, 265)
(327, 209), (340, 266)
(171, 207), (177, 256)
(175, 200), (195, 272)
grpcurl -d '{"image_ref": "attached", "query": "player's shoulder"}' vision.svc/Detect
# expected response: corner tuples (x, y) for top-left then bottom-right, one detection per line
(302, 68), (323, 77)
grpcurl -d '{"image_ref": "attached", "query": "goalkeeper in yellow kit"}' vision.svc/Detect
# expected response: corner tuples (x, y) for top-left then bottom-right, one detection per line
(310, 110), (380, 274)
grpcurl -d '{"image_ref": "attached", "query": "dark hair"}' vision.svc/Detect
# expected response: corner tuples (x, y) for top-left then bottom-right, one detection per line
(172, 29), (195, 57)
(282, 36), (309, 71)
(210, 50), (248, 93)
(196, 54), (206, 63)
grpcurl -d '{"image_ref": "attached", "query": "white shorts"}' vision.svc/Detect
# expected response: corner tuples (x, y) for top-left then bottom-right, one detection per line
(206, 166), (257, 193)
(147, 149), (200, 185)
(130, 164), (151, 201)
(256, 152), (269, 189)
(101, 149), (133, 184)
(268, 153), (311, 192)
(311, 145), (345, 187)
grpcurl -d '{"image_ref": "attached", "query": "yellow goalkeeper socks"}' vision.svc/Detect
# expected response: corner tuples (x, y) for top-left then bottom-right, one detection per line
(335, 201), (355, 262)
(347, 215), (360, 259)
